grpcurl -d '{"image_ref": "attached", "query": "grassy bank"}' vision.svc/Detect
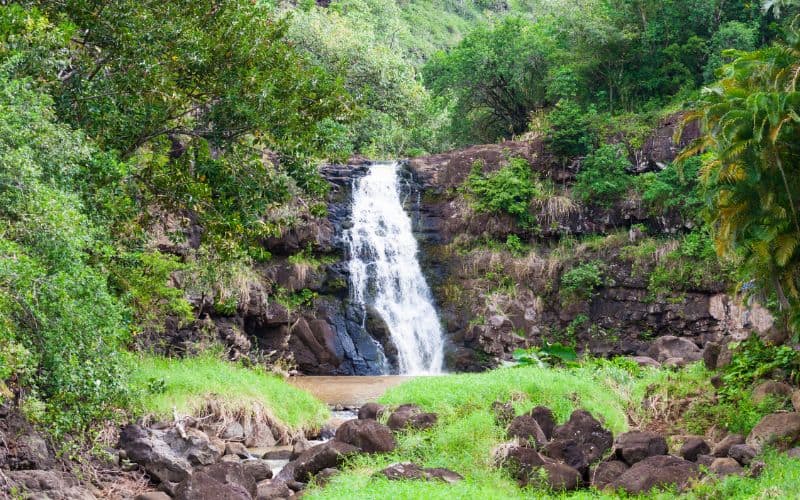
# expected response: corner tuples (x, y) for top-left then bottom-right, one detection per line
(306, 361), (800, 499)
(129, 354), (329, 432)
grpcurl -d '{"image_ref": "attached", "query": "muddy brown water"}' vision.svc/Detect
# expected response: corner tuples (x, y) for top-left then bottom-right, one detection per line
(288, 375), (424, 407)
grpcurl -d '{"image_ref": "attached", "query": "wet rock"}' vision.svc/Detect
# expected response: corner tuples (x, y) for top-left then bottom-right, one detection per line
(378, 463), (463, 483)
(174, 462), (255, 500)
(334, 419), (396, 453)
(709, 457), (744, 477)
(646, 336), (702, 363)
(610, 455), (700, 494)
(507, 415), (547, 447)
(591, 460), (629, 489)
(290, 439), (311, 460)
(529, 406), (556, 440)
(243, 459), (273, 482)
(728, 444), (757, 466)
(711, 434), (745, 457)
(614, 431), (668, 466)
(679, 437), (710, 462)
(552, 410), (613, 463)
(277, 441), (359, 483)
(542, 439), (589, 475)
(492, 401), (515, 426)
(386, 404), (438, 431)
(358, 402), (386, 421)
(752, 381), (793, 404)
(746, 412), (800, 452)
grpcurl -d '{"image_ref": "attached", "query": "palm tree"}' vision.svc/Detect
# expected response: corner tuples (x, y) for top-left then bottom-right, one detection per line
(679, 15), (800, 334)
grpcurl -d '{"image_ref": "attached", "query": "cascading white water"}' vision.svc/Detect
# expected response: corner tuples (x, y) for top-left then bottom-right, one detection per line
(348, 162), (445, 375)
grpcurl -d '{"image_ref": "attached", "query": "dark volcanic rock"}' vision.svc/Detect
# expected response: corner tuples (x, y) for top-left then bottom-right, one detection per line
(747, 412), (800, 452)
(614, 431), (668, 466)
(728, 444), (757, 466)
(528, 463), (582, 491)
(552, 410), (613, 463)
(334, 419), (396, 453)
(712, 434), (745, 457)
(591, 460), (629, 489)
(276, 441), (359, 483)
(507, 415), (547, 447)
(358, 402), (386, 421)
(387, 404), (438, 431)
(529, 406), (556, 440)
(679, 437), (710, 462)
(610, 455), (700, 494)
(709, 457), (744, 477)
(542, 439), (589, 475)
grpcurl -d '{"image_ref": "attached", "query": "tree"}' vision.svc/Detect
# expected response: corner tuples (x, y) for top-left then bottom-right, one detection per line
(680, 16), (800, 333)
(423, 16), (551, 143)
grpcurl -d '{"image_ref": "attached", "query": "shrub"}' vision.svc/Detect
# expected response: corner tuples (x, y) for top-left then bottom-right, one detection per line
(572, 143), (633, 206)
(546, 99), (594, 158)
(560, 261), (604, 301)
(464, 157), (537, 224)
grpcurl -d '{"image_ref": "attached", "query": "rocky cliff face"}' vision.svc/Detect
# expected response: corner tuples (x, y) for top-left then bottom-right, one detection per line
(150, 114), (776, 375)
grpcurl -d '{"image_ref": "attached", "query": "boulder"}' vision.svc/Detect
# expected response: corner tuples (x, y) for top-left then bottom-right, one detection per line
(631, 356), (661, 368)
(334, 419), (396, 453)
(542, 439), (588, 475)
(702, 342), (721, 371)
(711, 434), (745, 458)
(314, 468), (340, 486)
(507, 415), (547, 447)
(529, 406), (556, 440)
(614, 431), (668, 466)
(527, 463), (581, 491)
(696, 454), (715, 467)
(222, 421), (246, 441)
(290, 438), (311, 460)
(552, 410), (613, 463)
(379, 463), (463, 483)
(793, 391), (800, 412)
(498, 444), (546, 482)
(226, 442), (251, 459)
(255, 481), (293, 500)
(663, 357), (687, 369)
(386, 404), (438, 431)
(746, 413), (800, 452)
(119, 424), (224, 484)
(358, 403), (386, 421)
(174, 470), (252, 500)
(679, 437), (710, 462)
(4, 470), (97, 500)
(6, 431), (54, 470)
(135, 493), (171, 500)
(752, 381), (794, 404)
(591, 460), (629, 489)
(728, 444), (757, 466)
(276, 441), (359, 483)
(646, 336), (702, 363)
(610, 455), (700, 494)
(709, 457), (744, 477)
(243, 460), (273, 482)
(787, 447), (800, 459)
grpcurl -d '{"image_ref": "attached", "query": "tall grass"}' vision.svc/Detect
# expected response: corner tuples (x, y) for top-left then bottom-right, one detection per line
(129, 353), (329, 432)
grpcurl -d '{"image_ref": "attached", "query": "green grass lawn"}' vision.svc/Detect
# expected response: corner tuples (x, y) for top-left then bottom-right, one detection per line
(128, 353), (329, 432)
(306, 361), (800, 499)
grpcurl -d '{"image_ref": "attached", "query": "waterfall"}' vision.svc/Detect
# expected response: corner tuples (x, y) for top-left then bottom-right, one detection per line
(347, 162), (445, 375)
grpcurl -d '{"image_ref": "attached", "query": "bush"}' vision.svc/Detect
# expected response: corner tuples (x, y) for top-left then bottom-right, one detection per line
(464, 157), (537, 224)
(572, 143), (633, 206)
(546, 99), (594, 158)
(560, 261), (604, 301)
